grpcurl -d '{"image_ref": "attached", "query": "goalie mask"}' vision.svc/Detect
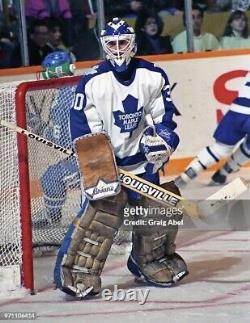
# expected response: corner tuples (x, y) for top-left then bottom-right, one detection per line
(39, 51), (75, 80)
(100, 17), (137, 72)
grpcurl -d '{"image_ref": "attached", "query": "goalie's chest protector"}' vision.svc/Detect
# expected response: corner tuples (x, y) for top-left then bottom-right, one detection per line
(85, 67), (162, 160)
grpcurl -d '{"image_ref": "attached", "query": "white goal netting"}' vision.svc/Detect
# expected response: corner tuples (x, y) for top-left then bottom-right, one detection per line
(0, 81), (23, 267)
(0, 77), (131, 291)
(0, 78), (82, 290)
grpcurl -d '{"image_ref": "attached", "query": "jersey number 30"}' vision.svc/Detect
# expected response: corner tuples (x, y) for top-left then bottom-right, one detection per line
(72, 93), (85, 111)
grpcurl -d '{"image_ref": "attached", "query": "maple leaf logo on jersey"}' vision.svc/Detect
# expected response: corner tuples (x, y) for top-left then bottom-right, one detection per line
(113, 95), (143, 134)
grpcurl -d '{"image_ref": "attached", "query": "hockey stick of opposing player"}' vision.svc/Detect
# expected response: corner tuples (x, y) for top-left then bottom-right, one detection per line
(1, 119), (248, 219)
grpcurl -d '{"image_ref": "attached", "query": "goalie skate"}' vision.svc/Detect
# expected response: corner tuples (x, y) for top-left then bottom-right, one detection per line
(127, 252), (188, 287)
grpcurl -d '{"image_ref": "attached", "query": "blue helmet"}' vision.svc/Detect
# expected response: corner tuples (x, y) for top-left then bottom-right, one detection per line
(41, 51), (75, 79)
(100, 18), (137, 72)
(42, 51), (72, 69)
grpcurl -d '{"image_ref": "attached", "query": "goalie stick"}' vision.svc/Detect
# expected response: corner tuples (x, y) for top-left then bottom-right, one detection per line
(1, 119), (249, 219)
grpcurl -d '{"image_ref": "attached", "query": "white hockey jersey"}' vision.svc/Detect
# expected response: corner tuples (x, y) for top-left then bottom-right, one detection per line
(70, 58), (178, 174)
(230, 72), (250, 115)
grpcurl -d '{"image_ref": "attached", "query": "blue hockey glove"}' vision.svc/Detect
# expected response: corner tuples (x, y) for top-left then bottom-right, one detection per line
(139, 126), (174, 173)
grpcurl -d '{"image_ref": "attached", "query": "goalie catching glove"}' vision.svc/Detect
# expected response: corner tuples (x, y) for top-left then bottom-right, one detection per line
(139, 124), (179, 173)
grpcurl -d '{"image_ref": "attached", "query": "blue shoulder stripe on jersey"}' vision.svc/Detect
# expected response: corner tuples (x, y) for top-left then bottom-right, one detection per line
(81, 60), (112, 85)
(233, 97), (250, 107)
(245, 82), (250, 87)
(116, 152), (147, 166)
(70, 108), (91, 140)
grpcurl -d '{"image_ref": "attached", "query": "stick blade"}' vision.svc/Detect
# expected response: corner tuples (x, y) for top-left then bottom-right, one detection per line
(198, 177), (249, 215)
(206, 177), (249, 200)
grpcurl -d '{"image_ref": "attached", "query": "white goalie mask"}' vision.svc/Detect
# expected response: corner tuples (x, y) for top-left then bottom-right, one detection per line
(100, 18), (137, 72)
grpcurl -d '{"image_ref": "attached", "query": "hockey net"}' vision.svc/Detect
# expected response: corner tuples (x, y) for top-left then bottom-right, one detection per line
(0, 77), (131, 294)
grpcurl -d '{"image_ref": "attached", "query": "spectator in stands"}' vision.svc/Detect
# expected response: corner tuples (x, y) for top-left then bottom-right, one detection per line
(0, 27), (15, 68)
(25, 0), (72, 46)
(11, 19), (53, 67)
(25, 0), (72, 22)
(28, 19), (54, 65)
(220, 10), (250, 49)
(135, 11), (173, 55)
(172, 4), (220, 52)
(47, 18), (76, 61)
(69, 0), (99, 60)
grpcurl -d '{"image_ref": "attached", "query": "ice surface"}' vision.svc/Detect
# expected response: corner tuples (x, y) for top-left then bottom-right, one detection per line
(0, 170), (250, 323)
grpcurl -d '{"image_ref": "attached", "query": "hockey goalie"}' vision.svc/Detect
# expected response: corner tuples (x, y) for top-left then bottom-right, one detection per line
(53, 18), (188, 298)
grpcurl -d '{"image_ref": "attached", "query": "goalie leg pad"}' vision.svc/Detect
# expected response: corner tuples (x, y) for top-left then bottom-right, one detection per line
(54, 189), (127, 297)
(128, 181), (188, 286)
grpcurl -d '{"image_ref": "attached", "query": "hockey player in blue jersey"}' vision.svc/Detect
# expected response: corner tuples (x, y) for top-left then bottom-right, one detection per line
(175, 71), (250, 187)
(36, 51), (80, 227)
(54, 18), (188, 298)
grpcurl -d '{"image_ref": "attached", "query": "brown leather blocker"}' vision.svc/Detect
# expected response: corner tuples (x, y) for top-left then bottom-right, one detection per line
(74, 133), (120, 198)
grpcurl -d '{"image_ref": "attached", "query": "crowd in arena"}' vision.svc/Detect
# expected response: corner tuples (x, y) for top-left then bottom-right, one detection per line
(0, 0), (250, 68)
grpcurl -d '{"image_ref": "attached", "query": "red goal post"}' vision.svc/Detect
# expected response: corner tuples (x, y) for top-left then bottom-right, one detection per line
(0, 76), (81, 294)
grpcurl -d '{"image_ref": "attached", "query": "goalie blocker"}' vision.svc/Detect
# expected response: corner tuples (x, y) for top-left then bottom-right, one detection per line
(74, 133), (121, 200)
(54, 133), (188, 297)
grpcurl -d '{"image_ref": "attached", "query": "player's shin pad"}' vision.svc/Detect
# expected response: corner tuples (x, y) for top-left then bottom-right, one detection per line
(128, 181), (188, 286)
(54, 190), (127, 297)
(74, 133), (120, 200)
